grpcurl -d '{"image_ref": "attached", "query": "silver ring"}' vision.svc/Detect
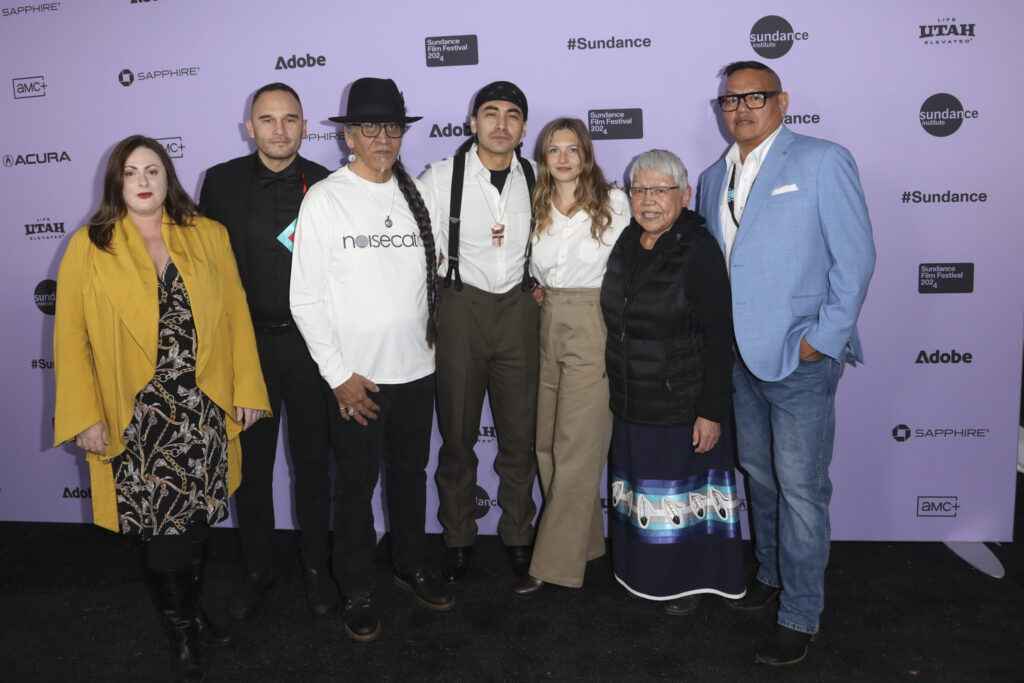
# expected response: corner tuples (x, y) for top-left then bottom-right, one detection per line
(347, 407), (356, 416)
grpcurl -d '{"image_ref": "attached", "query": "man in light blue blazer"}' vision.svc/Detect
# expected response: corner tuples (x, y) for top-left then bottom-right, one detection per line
(697, 61), (875, 667)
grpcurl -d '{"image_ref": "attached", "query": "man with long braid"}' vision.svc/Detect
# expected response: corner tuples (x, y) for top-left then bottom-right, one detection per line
(290, 77), (451, 643)
(420, 81), (540, 583)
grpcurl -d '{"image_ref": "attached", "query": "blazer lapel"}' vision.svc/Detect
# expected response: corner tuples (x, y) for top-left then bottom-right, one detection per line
(703, 161), (728, 252)
(93, 217), (158, 363)
(734, 126), (794, 245)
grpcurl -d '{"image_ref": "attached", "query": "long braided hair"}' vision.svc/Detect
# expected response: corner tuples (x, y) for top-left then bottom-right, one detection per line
(392, 158), (438, 347)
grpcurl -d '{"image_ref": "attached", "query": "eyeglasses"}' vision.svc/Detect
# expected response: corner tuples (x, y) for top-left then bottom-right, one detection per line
(357, 122), (406, 138)
(629, 186), (679, 198)
(716, 91), (780, 112)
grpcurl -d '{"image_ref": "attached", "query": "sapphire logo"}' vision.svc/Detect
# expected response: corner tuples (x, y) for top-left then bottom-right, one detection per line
(2, 3), (61, 17)
(34, 279), (56, 315)
(920, 94), (978, 137)
(425, 35), (479, 67)
(156, 136), (185, 159)
(473, 485), (497, 519)
(919, 263), (973, 294)
(749, 15), (808, 58)
(893, 423), (989, 441)
(13, 75), (46, 99)
(917, 496), (960, 517)
(119, 65), (199, 87)
(919, 18), (975, 45)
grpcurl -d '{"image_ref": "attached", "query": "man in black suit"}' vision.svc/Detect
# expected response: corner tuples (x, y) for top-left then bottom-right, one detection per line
(199, 82), (336, 620)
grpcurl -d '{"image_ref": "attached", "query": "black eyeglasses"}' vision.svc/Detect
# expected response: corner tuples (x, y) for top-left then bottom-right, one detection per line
(716, 91), (780, 112)
(628, 186), (679, 198)
(357, 122), (406, 138)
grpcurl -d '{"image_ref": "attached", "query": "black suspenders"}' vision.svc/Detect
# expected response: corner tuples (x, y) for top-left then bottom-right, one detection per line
(443, 151), (536, 291)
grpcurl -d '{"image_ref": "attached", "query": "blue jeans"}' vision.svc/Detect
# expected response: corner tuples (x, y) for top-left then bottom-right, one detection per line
(732, 356), (844, 635)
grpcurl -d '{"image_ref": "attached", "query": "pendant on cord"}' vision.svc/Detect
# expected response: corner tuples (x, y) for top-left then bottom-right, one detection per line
(385, 216), (393, 228)
(491, 223), (505, 247)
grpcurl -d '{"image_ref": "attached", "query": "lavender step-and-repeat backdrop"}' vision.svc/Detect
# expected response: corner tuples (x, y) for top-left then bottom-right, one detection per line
(2, 0), (1019, 541)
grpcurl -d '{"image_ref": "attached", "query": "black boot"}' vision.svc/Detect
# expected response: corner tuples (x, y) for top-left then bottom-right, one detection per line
(150, 567), (204, 682)
(190, 553), (232, 647)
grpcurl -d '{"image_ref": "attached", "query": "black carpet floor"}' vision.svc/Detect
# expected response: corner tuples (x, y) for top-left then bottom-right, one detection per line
(3, 477), (1024, 682)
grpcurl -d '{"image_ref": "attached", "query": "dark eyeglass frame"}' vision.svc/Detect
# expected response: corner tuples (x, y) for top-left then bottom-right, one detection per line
(716, 91), (780, 112)
(628, 186), (680, 198)
(357, 122), (407, 138)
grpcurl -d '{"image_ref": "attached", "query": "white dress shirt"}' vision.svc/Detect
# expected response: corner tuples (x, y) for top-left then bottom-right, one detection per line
(290, 165), (440, 387)
(720, 124), (783, 275)
(420, 143), (537, 294)
(530, 188), (631, 289)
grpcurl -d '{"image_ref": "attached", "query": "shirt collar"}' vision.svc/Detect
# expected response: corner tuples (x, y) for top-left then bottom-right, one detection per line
(726, 124), (784, 171)
(467, 142), (522, 180)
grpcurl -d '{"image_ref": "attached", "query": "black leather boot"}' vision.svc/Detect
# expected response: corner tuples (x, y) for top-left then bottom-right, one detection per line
(190, 554), (232, 647)
(150, 567), (205, 682)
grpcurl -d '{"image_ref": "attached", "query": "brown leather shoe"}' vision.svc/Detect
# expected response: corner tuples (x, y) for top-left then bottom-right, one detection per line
(512, 574), (547, 597)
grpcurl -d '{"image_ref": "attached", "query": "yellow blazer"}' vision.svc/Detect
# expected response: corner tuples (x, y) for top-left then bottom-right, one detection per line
(53, 212), (270, 532)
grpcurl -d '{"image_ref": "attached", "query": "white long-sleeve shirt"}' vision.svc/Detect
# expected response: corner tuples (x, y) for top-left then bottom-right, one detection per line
(420, 144), (537, 293)
(290, 165), (440, 387)
(530, 188), (631, 289)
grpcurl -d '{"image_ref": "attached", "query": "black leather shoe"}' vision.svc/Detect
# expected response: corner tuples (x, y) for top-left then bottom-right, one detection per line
(342, 593), (381, 643)
(664, 595), (701, 616)
(505, 545), (532, 576)
(303, 567), (339, 616)
(394, 571), (455, 611)
(228, 568), (271, 622)
(756, 625), (819, 666)
(441, 546), (473, 583)
(725, 580), (780, 611)
(512, 574), (547, 597)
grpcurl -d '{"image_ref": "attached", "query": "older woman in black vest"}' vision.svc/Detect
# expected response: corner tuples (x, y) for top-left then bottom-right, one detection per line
(600, 149), (744, 615)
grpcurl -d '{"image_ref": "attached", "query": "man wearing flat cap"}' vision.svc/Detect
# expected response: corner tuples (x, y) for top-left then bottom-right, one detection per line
(420, 81), (540, 584)
(290, 77), (451, 643)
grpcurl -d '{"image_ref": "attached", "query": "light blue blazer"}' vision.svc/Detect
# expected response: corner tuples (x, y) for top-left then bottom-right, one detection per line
(697, 126), (875, 382)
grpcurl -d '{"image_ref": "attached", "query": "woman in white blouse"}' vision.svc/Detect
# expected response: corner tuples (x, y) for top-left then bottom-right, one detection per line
(514, 117), (631, 595)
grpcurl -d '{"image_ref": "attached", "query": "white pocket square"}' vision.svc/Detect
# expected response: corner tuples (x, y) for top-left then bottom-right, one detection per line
(771, 184), (799, 196)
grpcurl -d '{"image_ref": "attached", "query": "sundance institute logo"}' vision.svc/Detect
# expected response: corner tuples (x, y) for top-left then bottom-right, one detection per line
(919, 93), (978, 137)
(749, 15), (808, 59)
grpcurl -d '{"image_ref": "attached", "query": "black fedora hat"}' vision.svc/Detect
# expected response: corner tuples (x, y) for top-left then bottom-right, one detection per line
(328, 77), (422, 124)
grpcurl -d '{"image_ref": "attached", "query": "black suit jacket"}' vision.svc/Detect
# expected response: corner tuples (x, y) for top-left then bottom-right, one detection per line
(198, 152), (330, 290)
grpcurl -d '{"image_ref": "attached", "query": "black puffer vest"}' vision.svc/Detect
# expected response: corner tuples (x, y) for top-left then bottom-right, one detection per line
(600, 210), (709, 426)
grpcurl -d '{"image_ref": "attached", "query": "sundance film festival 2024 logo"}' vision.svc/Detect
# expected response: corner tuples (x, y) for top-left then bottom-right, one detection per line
(919, 94), (977, 137)
(919, 263), (973, 293)
(749, 15), (808, 58)
(425, 35), (478, 67)
(589, 109), (643, 140)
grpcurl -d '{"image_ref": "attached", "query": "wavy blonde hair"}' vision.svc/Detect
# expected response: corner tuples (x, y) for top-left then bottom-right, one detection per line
(532, 117), (614, 244)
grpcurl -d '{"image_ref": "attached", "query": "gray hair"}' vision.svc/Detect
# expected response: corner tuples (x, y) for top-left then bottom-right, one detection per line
(629, 149), (689, 190)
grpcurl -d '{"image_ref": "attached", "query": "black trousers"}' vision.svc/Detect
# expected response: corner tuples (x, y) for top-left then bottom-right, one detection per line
(234, 328), (332, 571)
(330, 374), (435, 595)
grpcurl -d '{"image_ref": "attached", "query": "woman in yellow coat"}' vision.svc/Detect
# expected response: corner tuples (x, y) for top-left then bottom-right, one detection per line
(53, 135), (269, 682)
